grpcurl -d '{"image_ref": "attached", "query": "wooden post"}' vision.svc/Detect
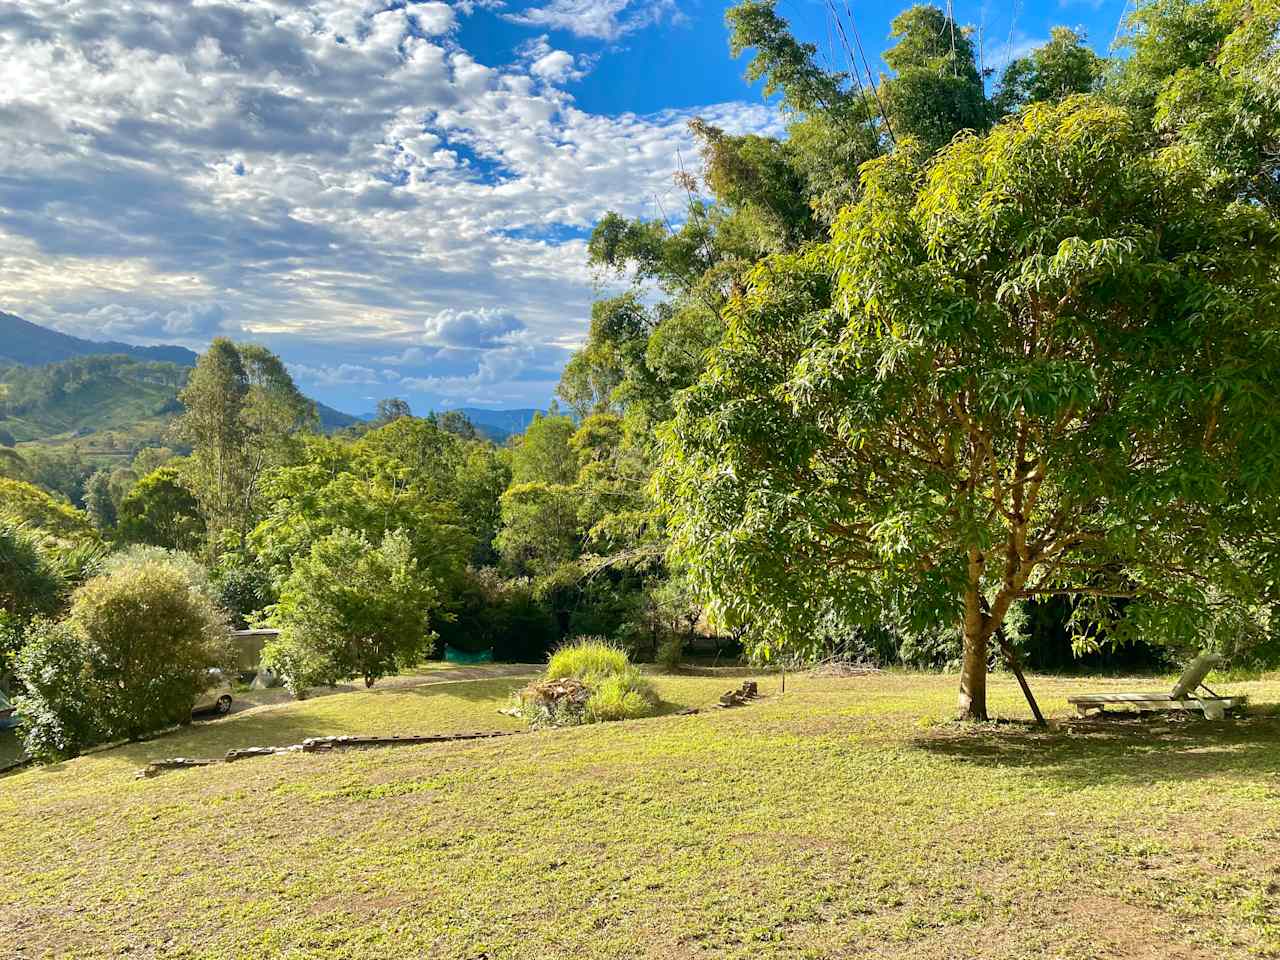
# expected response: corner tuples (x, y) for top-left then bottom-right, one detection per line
(998, 637), (1046, 727)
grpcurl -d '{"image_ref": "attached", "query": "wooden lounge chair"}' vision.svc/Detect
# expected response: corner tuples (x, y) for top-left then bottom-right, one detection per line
(1067, 653), (1247, 719)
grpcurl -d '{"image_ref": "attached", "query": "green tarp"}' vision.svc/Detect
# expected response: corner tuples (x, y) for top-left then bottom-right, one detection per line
(444, 645), (494, 664)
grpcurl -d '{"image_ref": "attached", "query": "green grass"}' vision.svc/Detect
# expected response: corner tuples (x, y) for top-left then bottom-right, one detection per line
(2, 669), (1278, 959)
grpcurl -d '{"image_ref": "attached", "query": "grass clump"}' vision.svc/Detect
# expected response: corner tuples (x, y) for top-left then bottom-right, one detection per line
(521, 637), (657, 727)
(584, 670), (654, 722)
(545, 637), (631, 683)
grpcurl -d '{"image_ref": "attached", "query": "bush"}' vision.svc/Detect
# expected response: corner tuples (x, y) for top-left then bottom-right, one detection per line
(264, 528), (437, 696)
(520, 637), (657, 727)
(13, 561), (232, 760)
(11, 619), (100, 760)
(584, 671), (654, 722)
(101, 545), (219, 606)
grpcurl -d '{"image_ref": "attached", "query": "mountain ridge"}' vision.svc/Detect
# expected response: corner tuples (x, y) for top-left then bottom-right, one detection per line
(0, 313), (357, 441)
(0, 311), (199, 367)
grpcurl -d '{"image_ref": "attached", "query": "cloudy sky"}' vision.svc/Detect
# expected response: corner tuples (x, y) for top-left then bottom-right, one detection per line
(0, 0), (1119, 415)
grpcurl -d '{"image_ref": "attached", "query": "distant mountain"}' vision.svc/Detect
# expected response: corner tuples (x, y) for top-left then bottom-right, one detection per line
(0, 311), (198, 367)
(0, 312), (359, 446)
(453, 407), (544, 441)
(315, 402), (359, 431)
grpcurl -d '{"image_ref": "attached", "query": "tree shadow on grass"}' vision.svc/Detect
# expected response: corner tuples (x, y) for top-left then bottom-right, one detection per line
(912, 705), (1280, 788)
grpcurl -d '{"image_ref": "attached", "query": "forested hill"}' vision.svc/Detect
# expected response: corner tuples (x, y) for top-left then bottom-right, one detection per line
(0, 311), (198, 367)
(0, 354), (357, 445)
(450, 407), (543, 441)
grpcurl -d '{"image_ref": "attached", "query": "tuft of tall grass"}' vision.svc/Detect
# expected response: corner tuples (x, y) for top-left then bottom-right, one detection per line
(545, 637), (631, 683)
(584, 670), (654, 722)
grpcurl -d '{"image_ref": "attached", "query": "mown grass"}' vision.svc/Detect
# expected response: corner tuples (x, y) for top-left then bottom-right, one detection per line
(2, 669), (1278, 959)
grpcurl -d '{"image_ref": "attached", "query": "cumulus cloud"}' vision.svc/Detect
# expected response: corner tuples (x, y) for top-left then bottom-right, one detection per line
(0, 0), (780, 409)
(424, 307), (525, 348)
(519, 36), (594, 84)
(503, 0), (682, 41)
(288, 362), (386, 387)
(69, 302), (237, 343)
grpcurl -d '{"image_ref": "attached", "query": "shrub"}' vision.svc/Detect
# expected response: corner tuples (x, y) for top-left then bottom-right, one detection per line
(11, 619), (100, 760)
(520, 637), (657, 727)
(101, 545), (220, 606)
(13, 561), (232, 760)
(584, 670), (654, 722)
(264, 528), (437, 696)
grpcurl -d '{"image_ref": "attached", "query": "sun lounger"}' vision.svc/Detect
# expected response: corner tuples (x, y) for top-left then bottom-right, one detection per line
(1067, 653), (1247, 719)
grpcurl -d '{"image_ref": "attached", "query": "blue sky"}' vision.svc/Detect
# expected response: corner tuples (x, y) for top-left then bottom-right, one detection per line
(0, 0), (1125, 416)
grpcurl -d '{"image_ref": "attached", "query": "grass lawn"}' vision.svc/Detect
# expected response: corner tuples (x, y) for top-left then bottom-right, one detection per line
(2, 669), (1278, 959)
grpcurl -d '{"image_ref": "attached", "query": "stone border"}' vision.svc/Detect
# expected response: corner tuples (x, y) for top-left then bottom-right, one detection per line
(135, 679), (766, 779)
(137, 730), (517, 779)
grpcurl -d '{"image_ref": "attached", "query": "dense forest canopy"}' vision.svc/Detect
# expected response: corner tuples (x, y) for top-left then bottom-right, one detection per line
(561, 0), (1280, 718)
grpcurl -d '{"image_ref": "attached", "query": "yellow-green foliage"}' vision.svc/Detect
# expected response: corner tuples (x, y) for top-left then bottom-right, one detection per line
(545, 637), (631, 683)
(0, 477), (96, 542)
(540, 637), (657, 724)
(584, 670), (654, 722)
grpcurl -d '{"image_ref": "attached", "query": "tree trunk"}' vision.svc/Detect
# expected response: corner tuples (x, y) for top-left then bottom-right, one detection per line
(958, 586), (989, 721)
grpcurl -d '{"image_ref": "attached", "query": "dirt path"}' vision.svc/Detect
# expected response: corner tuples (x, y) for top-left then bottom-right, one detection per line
(210, 663), (538, 719)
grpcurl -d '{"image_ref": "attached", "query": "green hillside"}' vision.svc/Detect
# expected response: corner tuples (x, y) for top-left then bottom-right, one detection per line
(0, 354), (357, 453)
(0, 355), (185, 447)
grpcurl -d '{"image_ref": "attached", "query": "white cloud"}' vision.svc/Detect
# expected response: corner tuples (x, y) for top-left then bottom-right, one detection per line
(289, 362), (386, 386)
(69, 302), (237, 343)
(0, 0), (781, 409)
(503, 0), (681, 42)
(424, 307), (525, 347)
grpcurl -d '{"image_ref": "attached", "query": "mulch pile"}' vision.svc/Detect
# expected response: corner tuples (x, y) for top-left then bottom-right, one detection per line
(518, 677), (592, 712)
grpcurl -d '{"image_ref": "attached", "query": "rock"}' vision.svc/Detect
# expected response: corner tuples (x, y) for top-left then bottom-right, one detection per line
(718, 680), (761, 707)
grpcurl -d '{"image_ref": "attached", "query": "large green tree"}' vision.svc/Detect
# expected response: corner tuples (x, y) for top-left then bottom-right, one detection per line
(658, 97), (1280, 720)
(264, 528), (437, 693)
(176, 339), (315, 551)
(1111, 0), (1280, 211)
(116, 465), (205, 552)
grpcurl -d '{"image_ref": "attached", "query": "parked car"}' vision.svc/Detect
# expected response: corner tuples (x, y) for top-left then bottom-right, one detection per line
(0, 690), (17, 731)
(192, 669), (233, 716)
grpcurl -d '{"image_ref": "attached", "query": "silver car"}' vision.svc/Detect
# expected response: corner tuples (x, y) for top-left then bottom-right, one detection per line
(192, 669), (233, 716)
